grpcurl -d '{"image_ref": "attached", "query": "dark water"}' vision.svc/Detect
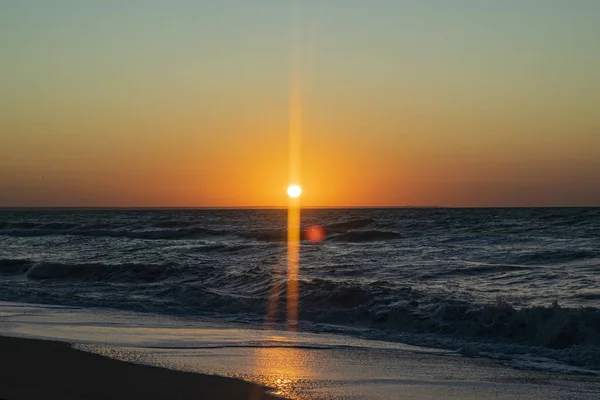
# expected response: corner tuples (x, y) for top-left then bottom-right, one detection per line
(1, 208), (599, 369)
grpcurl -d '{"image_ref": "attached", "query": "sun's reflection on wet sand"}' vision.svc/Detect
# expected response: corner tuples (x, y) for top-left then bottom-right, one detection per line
(249, 338), (312, 400)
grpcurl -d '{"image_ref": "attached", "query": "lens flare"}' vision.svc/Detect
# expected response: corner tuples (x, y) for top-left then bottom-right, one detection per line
(304, 225), (326, 243)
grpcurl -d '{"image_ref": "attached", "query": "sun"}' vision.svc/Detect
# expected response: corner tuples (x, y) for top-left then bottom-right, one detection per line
(287, 185), (302, 198)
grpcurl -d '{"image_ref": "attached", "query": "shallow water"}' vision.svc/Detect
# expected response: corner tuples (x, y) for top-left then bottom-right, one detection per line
(1, 302), (598, 400)
(1, 208), (599, 370)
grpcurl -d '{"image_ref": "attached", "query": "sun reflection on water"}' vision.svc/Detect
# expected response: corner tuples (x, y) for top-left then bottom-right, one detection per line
(249, 344), (312, 400)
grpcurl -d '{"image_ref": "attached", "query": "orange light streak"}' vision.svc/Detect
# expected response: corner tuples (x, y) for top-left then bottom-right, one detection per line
(286, 53), (302, 331)
(287, 197), (300, 330)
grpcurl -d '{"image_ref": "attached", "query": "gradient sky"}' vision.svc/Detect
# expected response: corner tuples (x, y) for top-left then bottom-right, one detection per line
(1, 0), (599, 207)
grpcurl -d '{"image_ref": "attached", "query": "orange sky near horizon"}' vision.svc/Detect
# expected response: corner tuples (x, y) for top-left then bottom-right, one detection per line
(1, 1), (599, 208)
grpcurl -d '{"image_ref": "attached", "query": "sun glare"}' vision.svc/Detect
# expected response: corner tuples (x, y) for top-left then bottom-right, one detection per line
(287, 185), (302, 198)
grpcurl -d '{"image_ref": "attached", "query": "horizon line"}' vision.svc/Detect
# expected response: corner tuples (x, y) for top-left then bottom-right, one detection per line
(0, 205), (598, 211)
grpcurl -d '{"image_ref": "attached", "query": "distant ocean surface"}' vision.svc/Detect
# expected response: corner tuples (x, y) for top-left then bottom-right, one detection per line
(1, 208), (599, 370)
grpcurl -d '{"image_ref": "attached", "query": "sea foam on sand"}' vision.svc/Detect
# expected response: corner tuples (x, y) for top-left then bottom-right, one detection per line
(1, 301), (599, 400)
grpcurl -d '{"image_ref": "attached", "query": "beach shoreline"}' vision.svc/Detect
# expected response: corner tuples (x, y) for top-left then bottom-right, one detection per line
(1, 301), (600, 400)
(0, 334), (283, 400)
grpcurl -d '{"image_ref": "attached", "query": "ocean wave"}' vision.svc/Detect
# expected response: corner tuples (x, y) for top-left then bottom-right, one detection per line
(153, 220), (196, 228)
(241, 229), (287, 242)
(0, 221), (82, 230)
(239, 227), (400, 243)
(329, 230), (400, 242)
(2, 256), (266, 283)
(0, 221), (40, 229)
(0, 258), (30, 274)
(577, 292), (600, 300)
(295, 280), (600, 366)
(39, 222), (80, 230)
(421, 263), (530, 278)
(122, 227), (229, 240)
(297, 282), (600, 368)
(501, 250), (597, 265)
(326, 218), (374, 231)
(0, 226), (229, 240)
(24, 261), (178, 282)
(1, 225), (328, 242)
(405, 300), (599, 350)
(0, 216), (393, 244)
(0, 264), (599, 369)
(199, 243), (255, 253)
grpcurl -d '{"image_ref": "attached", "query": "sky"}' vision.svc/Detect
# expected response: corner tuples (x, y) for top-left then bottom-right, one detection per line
(1, 0), (599, 207)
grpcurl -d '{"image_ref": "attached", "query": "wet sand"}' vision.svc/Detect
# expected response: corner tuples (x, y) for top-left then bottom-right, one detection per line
(2, 302), (600, 400)
(0, 335), (282, 400)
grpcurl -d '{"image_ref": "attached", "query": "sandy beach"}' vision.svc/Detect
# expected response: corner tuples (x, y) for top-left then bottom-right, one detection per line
(0, 335), (281, 400)
(1, 302), (599, 400)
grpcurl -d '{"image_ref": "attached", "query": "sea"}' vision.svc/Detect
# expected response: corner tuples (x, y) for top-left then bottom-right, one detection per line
(1, 208), (599, 398)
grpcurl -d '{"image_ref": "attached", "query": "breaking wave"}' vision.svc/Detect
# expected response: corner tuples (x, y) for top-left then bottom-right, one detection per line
(1, 256), (599, 369)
